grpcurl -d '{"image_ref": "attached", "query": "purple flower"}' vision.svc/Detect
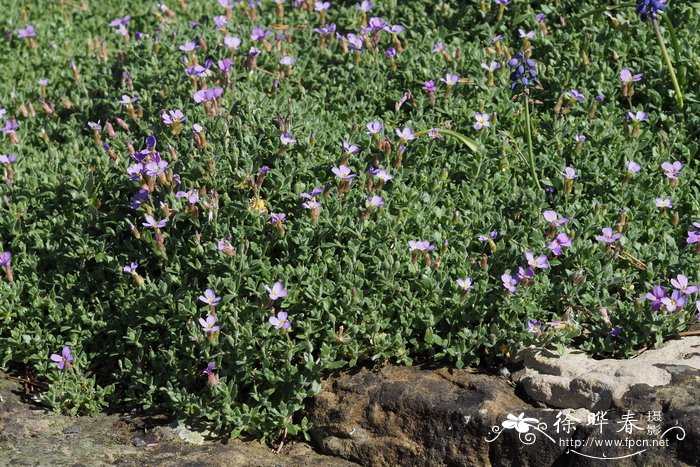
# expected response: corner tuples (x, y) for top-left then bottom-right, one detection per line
(489, 34), (504, 45)
(366, 121), (383, 135)
(518, 29), (535, 39)
(408, 240), (436, 252)
(218, 59), (233, 73)
(142, 215), (169, 229)
(162, 110), (186, 125)
(628, 110), (648, 122)
(193, 87), (223, 104)
(265, 282), (288, 300)
(646, 285), (666, 311)
(441, 73), (460, 86)
(202, 361), (216, 384)
(223, 36), (242, 49)
(301, 187), (324, 199)
(176, 189), (200, 204)
(478, 231), (498, 242)
(343, 141), (359, 154)
(567, 89), (585, 101)
(687, 223), (700, 244)
(561, 167), (577, 180)
(251, 26), (270, 42)
(179, 41), (198, 52)
(655, 198), (672, 208)
(50, 346), (74, 370)
(502, 273), (517, 293)
(625, 161), (641, 174)
(516, 266), (535, 282)
(332, 165), (356, 180)
(620, 68), (643, 83)
(374, 169), (393, 182)
(269, 311), (291, 330)
(575, 134), (586, 143)
(123, 261), (138, 273)
(214, 15), (228, 29)
(368, 17), (387, 31)
(526, 251), (549, 270)
(608, 326), (623, 338)
(356, 1), (373, 12)
(313, 1), (330, 11)
(661, 161), (683, 179)
(670, 274), (699, 295)
(199, 289), (221, 307)
(423, 80), (437, 93)
(199, 315), (221, 333)
(661, 290), (686, 312)
(17, 25), (36, 39)
(270, 212), (286, 224)
(385, 47), (397, 59)
(547, 233), (571, 256)
(118, 94), (138, 105)
(595, 227), (622, 244)
(366, 195), (384, 208)
(280, 56), (296, 67)
(536, 13), (546, 22)
(508, 52), (539, 91)
(0, 252), (12, 267)
(280, 133), (297, 145)
(395, 127), (416, 141)
(543, 210), (570, 227)
(473, 113), (491, 130)
(87, 120), (102, 131)
(481, 61), (501, 72)
(109, 15), (131, 28)
(527, 319), (542, 335)
(145, 160), (168, 177)
(456, 278), (474, 291)
(636, 0), (666, 21)
(0, 154), (15, 164)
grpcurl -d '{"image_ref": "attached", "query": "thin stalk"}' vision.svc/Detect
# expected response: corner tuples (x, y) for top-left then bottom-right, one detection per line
(523, 96), (541, 190)
(661, 13), (685, 86)
(652, 18), (684, 108)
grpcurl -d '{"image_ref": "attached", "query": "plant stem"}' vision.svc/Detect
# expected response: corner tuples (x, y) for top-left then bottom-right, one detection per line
(652, 18), (684, 108)
(523, 96), (541, 190)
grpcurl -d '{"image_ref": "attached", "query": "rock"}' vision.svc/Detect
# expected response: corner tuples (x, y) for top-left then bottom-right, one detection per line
(514, 337), (700, 412)
(62, 425), (80, 434)
(309, 365), (532, 466)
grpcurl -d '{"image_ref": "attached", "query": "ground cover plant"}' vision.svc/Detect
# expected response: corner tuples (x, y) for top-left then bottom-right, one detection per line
(1, 0), (700, 442)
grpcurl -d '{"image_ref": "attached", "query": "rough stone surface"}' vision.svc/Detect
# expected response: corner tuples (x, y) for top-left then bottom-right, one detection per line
(514, 337), (700, 411)
(309, 338), (700, 466)
(0, 373), (356, 467)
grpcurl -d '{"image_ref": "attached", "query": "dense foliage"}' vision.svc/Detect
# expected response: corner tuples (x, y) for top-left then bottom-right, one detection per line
(1, 0), (699, 440)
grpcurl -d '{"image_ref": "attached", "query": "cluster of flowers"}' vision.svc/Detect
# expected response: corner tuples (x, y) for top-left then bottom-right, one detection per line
(645, 275), (700, 315)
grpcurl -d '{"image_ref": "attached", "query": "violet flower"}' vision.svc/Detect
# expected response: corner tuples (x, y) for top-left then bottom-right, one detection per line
(193, 87), (223, 103)
(441, 73), (459, 86)
(473, 113), (491, 130)
(265, 282), (288, 300)
(223, 36), (242, 49)
(142, 215), (169, 229)
(628, 111), (649, 122)
(280, 133), (297, 145)
(123, 261), (138, 273)
(595, 227), (622, 243)
(661, 290), (686, 312)
(332, 165), (356, 180)
(547, 233), (572, 256)
(646, 285), (666, 311)
(408, 240), (436, 252)
(395, 127), (416, 141)
(17, 25), (36, 39)
(343, 141), (359, 154)
(527, 319), (542, 335)
(502, 273), (517, 293)
(481, 61), (501, 71)
(625, 161), (641, 174)
(456, 278), (474, 291)
(620, 68), (643, 83)
(199, 315), (221, 333)
(670, 274), (699, 295)
(269, 311), (291, 330)
(661, 161), (683, 179)
(366, 195), (384, 208)
(199, 289), (221, 307)
(366, 121), (383, 135)
(50, 346), (74, 370)
(202, 361), (217, 385)
(655, 198), (672, 209)
(543, 210), (570, 227)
